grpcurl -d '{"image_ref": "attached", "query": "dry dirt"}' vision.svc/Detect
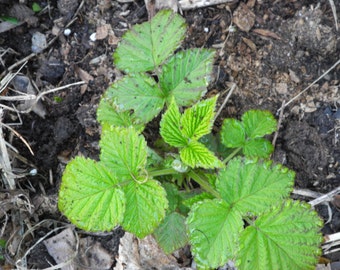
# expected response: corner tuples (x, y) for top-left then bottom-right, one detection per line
(0, 0), (339, 269)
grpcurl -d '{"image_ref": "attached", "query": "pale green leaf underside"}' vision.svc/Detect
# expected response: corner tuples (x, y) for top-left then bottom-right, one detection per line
(217, 157), (294, 215)
(160, 98), (187, 147)
(187, 199), (243, 269)
(180, 140), (223, 169)
(114, 10), (186, 72)
(243, 138), (274, 158)
(97, 98), (144, 131)
(242, 110), (277, 138)
(220, 118), (245, 148)
(58, 157), (125, 231)
(100, 127), (147, 181)
(181, 96), (217, 140)
(160, 48), (215, 106)
(238, 200), (323, 270)
(106, 73), (165, 124)
(154, 212), (187, 254)
(122, 179), (168, 238)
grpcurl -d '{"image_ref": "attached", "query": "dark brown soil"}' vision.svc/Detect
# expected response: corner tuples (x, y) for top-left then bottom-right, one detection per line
(0, 0), (339, 268)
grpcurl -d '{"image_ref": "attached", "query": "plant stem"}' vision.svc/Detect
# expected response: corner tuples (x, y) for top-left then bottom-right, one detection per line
(188, 170), (221, 199)
(148, 168), (178, 177)
(223, 147), (242, 164)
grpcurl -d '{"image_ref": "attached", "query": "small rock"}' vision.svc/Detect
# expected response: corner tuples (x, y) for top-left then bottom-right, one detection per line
(275, 82), (288, 94)
(37, 59), (65, 84)
(31, 32), (47, 53)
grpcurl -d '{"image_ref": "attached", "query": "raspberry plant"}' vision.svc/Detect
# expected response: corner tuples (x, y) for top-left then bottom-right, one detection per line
(58, 10), (323, 269)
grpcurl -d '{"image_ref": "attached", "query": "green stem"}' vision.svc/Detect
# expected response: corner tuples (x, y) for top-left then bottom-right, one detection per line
(188, 170), (221, 199)
(148, 168), (178, 177)
(223, 147), (242, 164)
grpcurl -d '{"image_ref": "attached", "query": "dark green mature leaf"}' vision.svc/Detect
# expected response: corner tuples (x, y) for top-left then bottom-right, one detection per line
(97, 98), (144, 131)
(100, 127), (147, 181)
(154, 212), (188, 254)
(237, 200), (323, 270)
(58, 157), (125, 231)
(242, 110), (277, 138)
(122, 179), (168, 238)
(243, 138), (274, 158)
(187, 199), (243, 269)
(217, 157), (294, 215)
(114, 10), (186, 72)
(160, 49), (215, 105)
(106, 73), (165, 124)
(220, 119), (245, 148)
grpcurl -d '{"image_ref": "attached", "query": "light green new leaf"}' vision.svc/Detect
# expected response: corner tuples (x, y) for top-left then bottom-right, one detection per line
(181, 96), (217, 140)
(160, 98), (187, 147)
(187, 199), (243, 269)
(114, 10), (186, 72)
(97, 98), (144, 131)
(58, 157), (125, 231)
(154, 212), (188, 254)
(220, 118), (245, 148)
(180, 140), (224, 169)
(160, 49), (215, 105)
(122, 179), (168, 238)
(242, 110), (277, 138)
(237, 200), (323, 270)
(217, 157), (294, 215)
(100, 127), (147, 181)
(243, 138), (274, 158)
(106, 73), (165, 124)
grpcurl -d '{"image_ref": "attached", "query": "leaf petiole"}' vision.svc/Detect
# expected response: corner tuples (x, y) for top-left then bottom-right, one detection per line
(148, 168), (179, 177)
(188, 170), (221, 199)
(223, 147), (242, 164)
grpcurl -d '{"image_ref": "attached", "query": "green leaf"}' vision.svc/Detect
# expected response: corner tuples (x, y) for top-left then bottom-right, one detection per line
(160, 49), (215, 105)
(163, 183), (180, 213)
(182, 191), (214, 209)
(32, 2), (42, 12)
(180, 140), (223, 169)
(114, 10), (186, 72)
(58, 157), (125, 231)
(220, 118), (245, 148)
(122, 179), (168, 238)
(237, 200), (323, 270)
(242, 110), (277, 138)
(106, 73), (165, 124)
(97, 98), (144, 131)
(187, 199), (243, 269)
(154, 212), (188, 254)
(181, 96), (217, 140)
(160, 98), (187, 147)
(100, 127), (147, 181)
(217, 157), (294, 215)
(243, 138), (274, 158)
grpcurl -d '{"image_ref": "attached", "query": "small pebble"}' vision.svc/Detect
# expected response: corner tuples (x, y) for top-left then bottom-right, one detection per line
(64, 28), (71, 36)
(89, 33), (97, 42)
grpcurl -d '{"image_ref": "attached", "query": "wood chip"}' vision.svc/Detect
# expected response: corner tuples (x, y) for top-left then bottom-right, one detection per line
(252, 28), (282, 40)
(232, 2), (255, 32)
(242, 37), (256, 51)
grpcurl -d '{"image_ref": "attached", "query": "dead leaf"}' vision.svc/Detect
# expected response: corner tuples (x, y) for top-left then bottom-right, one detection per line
(75, 66), (94, 94)
(96, 24), (110, 40)
(252, 28), (282, 40)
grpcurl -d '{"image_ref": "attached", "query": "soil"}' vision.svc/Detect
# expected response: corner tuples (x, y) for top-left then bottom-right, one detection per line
(0, 0), (339, 269)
